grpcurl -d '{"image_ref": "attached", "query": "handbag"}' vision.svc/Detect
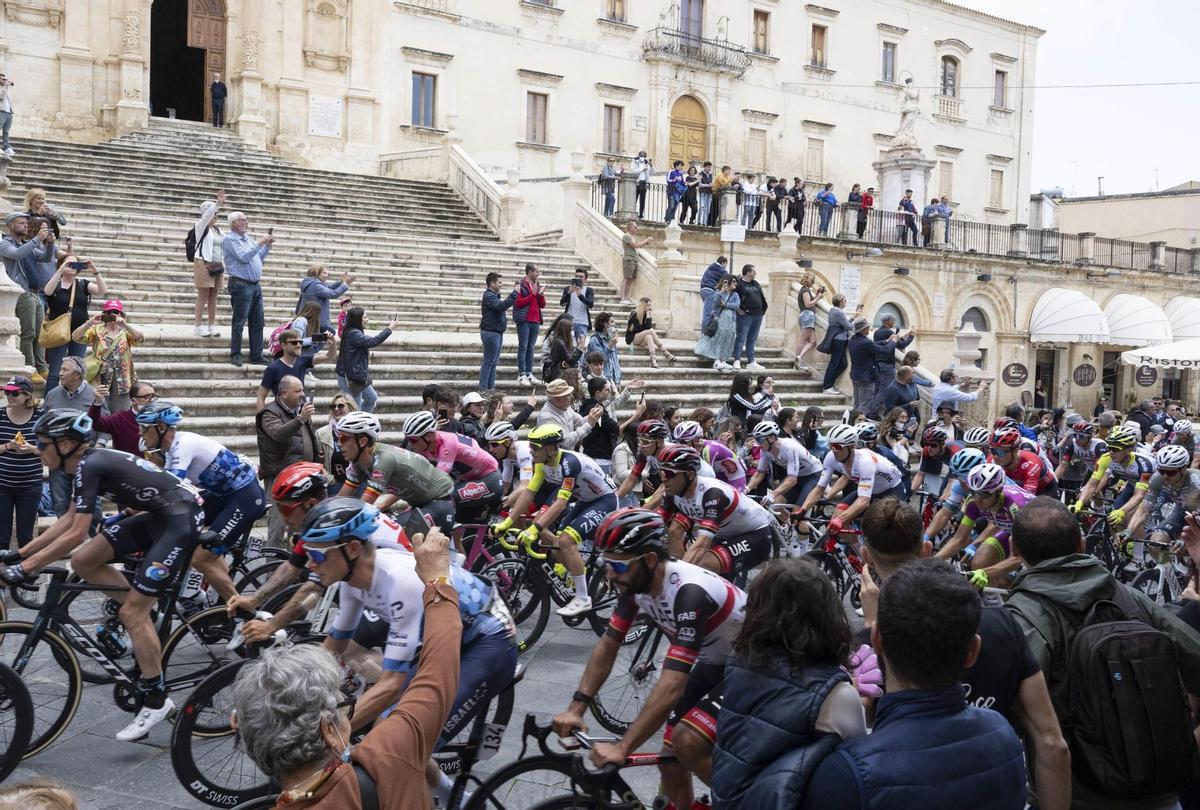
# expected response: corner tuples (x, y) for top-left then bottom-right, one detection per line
(38, 281), (76, 349)
(703, 315), (719, 337)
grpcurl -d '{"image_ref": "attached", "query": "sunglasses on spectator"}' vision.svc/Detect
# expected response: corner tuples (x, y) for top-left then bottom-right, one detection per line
(3, 392), (23, 398)
(602, 554), (647, 574)
(302, 542), (351, 564)
(285, 340), (302, 346)
(337, 697), (356, 722)
(132, 392), (159, 401)
(331, 403), (349, 411)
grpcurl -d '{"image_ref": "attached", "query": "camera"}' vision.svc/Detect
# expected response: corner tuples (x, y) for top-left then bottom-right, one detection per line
(310, 333), (329, 344)
(101, 313), (116, 323)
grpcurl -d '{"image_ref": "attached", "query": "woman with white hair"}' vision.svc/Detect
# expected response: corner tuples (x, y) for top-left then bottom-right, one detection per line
(191, 189), (226, 337)
(231, 528), (460, 809)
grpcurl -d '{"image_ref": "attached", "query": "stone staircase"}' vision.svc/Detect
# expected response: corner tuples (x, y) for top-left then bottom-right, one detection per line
(5, 118), (844, 452)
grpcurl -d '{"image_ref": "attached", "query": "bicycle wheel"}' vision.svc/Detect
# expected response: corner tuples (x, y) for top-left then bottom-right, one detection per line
(258, 582), (327, 640)
(589, 623), (661, 734)
(160, 605), (240, 706)
(585, 572), (648, 646)
(0, 661), (33, 782)
(0, 621), (82, 758)
(231, 797), (279, 810)
(478, 554), (550, 654)
(233, 558), (284, 594)
(57, 585), (125, 685)
(171, 658), (273, 807)
(1130, 569), (1167, 605)
(524, 797), (601, 810)
(462, 756), (580, 810)
(806, 550), (849, 598)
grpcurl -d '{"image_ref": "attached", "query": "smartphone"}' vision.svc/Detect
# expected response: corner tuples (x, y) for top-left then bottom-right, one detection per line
(68, 261), (88, 271)
(304, 395), (313, 406)
(267, 227), (274, 236)
(639, 392), (646, 403)
(438, 409), (449, 421)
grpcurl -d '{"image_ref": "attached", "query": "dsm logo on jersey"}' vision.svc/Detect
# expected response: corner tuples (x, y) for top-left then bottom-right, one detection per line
(146, 562), (172, 581)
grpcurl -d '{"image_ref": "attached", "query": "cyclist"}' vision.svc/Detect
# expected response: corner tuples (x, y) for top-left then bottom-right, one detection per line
(910, 425), (963, 502)
(935, 461), (1033, 586)
(1127, 444), (1200, 556)
(300, 498), (517, 805)
(333, 411), (456, 535)
(921, 446), (989, 546)
(615, 420), (670, 502)
(135, 400), (266, 603)
(492, 423), (619, 617)
(1071, 425), (1154, 529)
(657, 444), (773, 577)
(1053, 420), (1107, 495)
(856, 421), (911, 499)
(484, 420), (534, 504)
(4, 409), (205, 740)
(674, 420), (746, 491)
(797, 424), (905, 544)
(403, 410), (503, 525)
(988, 426), (1059, 499)
(553, 508), (746, 810)
(962, 425), (990, 451)
(1169, 419), (1197, 467)
(744, 421), (821, 508)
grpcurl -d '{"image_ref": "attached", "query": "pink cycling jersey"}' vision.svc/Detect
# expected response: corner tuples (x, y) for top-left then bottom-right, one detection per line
(701, 439), (747, 491)
(419, 431), (499, 482)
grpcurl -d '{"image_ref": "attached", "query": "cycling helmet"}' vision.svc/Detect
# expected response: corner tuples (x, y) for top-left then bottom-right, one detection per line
(1155, 444), (1191, 471)
(636, 420), (670, 440)
(674, 420), (705, 443)
(402, 411), (438, 439)
(827, 424), (859, 447)
(657, 444), (702, 473)
(992, 417), (1019, 431)
(135, 400), (184, 428)
(272, 461), (331, 503)
(34, 408), (93, 442)
(1071, 421), (1096, 438)
(595, 508), (667, 555)
(527, 424), (564, 447)
(855, 422), (878, 444)
(989, 427), (1021, 450)
(751, 421), (780, 441)
(1105, 426), (1138, 450)
(963, 427), (990, 448)
(298, 497), (381, 545)
(485, 421), (517, 443)
(1122, 420), (1144, 439)
(949, 447), (987, 479)
(966, 462), (1007, 494)
(1174, 420), (1194, 436)
(337, 411), (382, 439)
(922, 426), (951, 445)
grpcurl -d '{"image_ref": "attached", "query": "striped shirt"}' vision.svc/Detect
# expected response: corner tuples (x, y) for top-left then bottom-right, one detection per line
(0, 407), (44, 488)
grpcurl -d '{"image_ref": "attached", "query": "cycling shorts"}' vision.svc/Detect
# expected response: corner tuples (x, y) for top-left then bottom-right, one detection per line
(452, 471), (503, 526)
(838, 483), (905, 508)
(710, 524), (773, 577)
(1113, 481), (1139, 511)
(665, 662), (724, 746)
(102, 505), (204, 596)
(395, 497), (455, 537)
(553, 492), (619, 548)
(776, 472), (819, 507)
(982, 534), (1010, 559)
(201, 481), (268, 555)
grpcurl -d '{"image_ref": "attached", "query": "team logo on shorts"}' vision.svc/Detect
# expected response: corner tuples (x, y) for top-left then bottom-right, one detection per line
(146, 562), (172, 581)
(457, 481), (489, 501)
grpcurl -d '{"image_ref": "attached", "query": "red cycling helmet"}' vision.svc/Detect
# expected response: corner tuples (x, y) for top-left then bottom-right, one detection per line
(657, 444), (702, 473)
(272, 461), (331, 503)
(595, 508), (668, 555)
(993, 417), (1019, 431)
(989, 427), (1022, 450)
(637, 420), (670, 440)
(922, 426), (951, 445)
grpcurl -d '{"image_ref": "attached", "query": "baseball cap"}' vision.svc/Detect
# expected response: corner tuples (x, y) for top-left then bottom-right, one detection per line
(461, 392), (485, 406)
(3, 376), (32, 393)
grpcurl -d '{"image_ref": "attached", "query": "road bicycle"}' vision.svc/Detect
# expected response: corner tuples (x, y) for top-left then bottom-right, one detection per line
(1079, 508), (1137, 582)
(1129, 537), (1191, 606)
(803, 503), (864, 610)
(0, 661), (32, 783)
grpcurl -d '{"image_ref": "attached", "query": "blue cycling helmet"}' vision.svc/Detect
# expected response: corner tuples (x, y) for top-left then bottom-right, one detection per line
(949, 447), (987, 479)
(135, 400), (184, 428)
(299, 496), (381, 544)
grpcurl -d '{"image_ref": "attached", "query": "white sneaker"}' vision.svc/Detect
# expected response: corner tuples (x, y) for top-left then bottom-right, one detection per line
(619, 298), (633, 305)
(822, 388), (840, 395)
(732, 360), (742, 370)
(116, 698), (175, 741)
(713, 360), (728, 370)
(207, 325), (221, 337)
(3, 147), (14, 157)
(193, 324), (206, 336)
(555, 595), (593, 617)
(747, 361), (766, 372)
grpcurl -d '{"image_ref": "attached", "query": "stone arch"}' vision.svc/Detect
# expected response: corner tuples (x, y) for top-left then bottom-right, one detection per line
(860, 275), (934, 330)
(954, 282), (1013, 334)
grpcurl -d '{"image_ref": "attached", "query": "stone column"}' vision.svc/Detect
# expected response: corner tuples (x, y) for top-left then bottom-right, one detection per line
(655, 230), (687, 334)
(56, 0), (98, 130)
(719, 190), (738, 223)
(559, 149), (593, 249)
(275, 0), (307, 152)
(1192, 250), (1200, 275)
(235, 0), (268, 146)
(115, 5), (149, 135)
(1150, 241), (1167, 271)
(1076, 231), (1095, 264)
(498, 167), (524, 244)
(951, 322), (995, 422)
(929, 215), (949, 249)
(616, 175), (638, 222)
(0, 271), (32, 377)
(837, 203), (859, 241)
(764, 230), (800, 335)
(344, 0), (378, 154)
(1007, 223), (1028, 258)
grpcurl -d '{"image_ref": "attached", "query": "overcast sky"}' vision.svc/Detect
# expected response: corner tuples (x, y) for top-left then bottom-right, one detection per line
(961, 0), (1199, 197)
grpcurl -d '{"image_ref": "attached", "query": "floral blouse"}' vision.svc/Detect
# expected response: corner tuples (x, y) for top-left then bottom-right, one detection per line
(82, 325), (142, 395)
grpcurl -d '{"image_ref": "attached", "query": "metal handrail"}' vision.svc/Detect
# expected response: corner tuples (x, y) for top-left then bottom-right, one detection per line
(642, 26), (751, 76)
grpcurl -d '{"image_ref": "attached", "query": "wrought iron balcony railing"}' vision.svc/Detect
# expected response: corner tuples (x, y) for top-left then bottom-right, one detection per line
(642, 26), (751, 77)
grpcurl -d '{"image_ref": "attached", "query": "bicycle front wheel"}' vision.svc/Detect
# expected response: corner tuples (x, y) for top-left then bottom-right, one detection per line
(0, 621), (82, 758)
(463, 755), (579, 810)
(161, 605), (241, 702)
(589, 621), (660, 734)
(1130, 569), (1168, 605)
(0, 661), (33, 782)
(478, 553), (550, 654)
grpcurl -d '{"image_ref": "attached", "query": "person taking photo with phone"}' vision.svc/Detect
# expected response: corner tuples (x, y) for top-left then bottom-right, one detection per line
(337, 306), (399, 414)
(71, 299), (143, 413)
(43, 256), (105, 392)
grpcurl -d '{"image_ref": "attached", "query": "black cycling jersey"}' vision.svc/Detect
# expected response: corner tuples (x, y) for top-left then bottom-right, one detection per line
(74, 448), (201, 515)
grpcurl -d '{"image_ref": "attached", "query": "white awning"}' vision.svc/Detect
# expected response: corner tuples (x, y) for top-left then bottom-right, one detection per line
(1164, 296), (1200, 341)
(1103, 294), (1173, 347)
(1121, 337), (1200, 369)
(1028, 287), (1110, 344)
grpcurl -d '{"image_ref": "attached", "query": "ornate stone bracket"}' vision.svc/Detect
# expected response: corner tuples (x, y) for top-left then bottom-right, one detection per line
(303, 48), (349, 72)
(4, 0), (62, 28)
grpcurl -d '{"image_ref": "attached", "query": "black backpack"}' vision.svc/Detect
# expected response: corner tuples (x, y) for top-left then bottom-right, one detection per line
(184, 224), (211, 262)
(1064, 587), (1200, 798)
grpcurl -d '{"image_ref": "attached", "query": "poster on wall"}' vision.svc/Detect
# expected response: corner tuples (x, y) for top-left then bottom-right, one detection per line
(1135, 365), (1159, 387)
(1002, 363), (1029, 387)
(308, 95), (344, 138)
(839, 265), (861, 311)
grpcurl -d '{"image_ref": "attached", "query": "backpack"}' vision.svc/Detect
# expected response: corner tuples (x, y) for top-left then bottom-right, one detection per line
(1063, 587), (1200, 798)
(184, 224), (209, 262)
(266, 319), (297, 358)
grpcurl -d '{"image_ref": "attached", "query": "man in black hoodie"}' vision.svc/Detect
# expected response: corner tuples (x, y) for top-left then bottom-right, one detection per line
(733, 265), (768, 372)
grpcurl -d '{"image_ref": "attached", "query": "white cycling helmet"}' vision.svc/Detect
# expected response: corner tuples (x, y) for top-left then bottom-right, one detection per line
(485, 421), (517, 443)
(963, 426), (990, 448)
(1174, 420), (1194, 436)
(674, 420), (705, 443)
(966, 462), (1007, 494)
(1155, 444), (1191, 471)
(336, 411), (381, 439)
(751, 421), (780, 441)
(827, 424), (859, 447)
(402, 411), (438, 438)
(1123, 420), (1144, 439)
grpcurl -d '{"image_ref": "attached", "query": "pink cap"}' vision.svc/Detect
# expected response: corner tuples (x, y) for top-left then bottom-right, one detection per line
(102, 299), (124, 314)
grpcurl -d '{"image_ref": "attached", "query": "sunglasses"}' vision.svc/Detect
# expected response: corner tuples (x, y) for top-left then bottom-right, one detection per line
(3, 391), (24, 398)
(284, 340), (302, 346)
(337, 696), (356, 722)
(132, 393), (159, 402)
(1162, 468), (1184, 476)
(331, 403), (349, 411)
(602, 554), (647, 574)
(488, 440), (511, 448)
(302, 541), (351, 564)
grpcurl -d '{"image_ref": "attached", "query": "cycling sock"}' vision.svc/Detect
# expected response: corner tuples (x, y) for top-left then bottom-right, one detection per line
(431, 771), (454, 803)
(137, 674), (167, 710)
(572, 574), (587, 597)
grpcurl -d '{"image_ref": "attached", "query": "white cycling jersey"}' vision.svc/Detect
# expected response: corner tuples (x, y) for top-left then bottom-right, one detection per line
(161, 431), (258, 497)
(499, 440), (535, 487)
(757, 437), (822, 479)
(661, 475), (771, 540)
(818, 447), (904, 498)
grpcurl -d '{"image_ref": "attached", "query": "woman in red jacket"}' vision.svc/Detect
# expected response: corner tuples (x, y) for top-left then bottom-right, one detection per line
(514, 263), (546, 387)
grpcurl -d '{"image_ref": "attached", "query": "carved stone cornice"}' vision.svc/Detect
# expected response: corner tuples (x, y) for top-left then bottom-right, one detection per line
(4, 0), (62, 29)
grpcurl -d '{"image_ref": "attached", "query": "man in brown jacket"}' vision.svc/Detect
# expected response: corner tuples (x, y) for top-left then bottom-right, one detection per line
(256, 376), (322, 547)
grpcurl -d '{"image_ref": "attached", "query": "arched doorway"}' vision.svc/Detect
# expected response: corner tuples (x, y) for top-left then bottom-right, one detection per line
(150, 0), (226, 123)
(669, 95), (707, 165)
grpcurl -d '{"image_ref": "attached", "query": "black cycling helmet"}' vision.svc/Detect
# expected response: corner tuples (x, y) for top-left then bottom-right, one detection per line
(636, 420), (670, 440)
(35, 408), (94, 442)
(657, 444), (702, 473)
(595, 508), (668, 556)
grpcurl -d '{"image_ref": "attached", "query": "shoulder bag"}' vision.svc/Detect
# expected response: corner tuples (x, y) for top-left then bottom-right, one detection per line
(38, 281), (76, 349)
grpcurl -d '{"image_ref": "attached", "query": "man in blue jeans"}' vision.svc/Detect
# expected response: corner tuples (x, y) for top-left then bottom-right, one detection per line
(733, 265), (767, 371)
(221, 211), (275, 368)
(479, 271), (516, 390)
(0, 74), (13, 156)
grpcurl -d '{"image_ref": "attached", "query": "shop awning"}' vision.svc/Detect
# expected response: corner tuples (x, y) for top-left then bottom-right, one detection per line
(1120, 337), (1200, 369)
(1103, 294), (1173, 347)
(1029, 287), (1110, 344)
(1165, 296), (1200, 341)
